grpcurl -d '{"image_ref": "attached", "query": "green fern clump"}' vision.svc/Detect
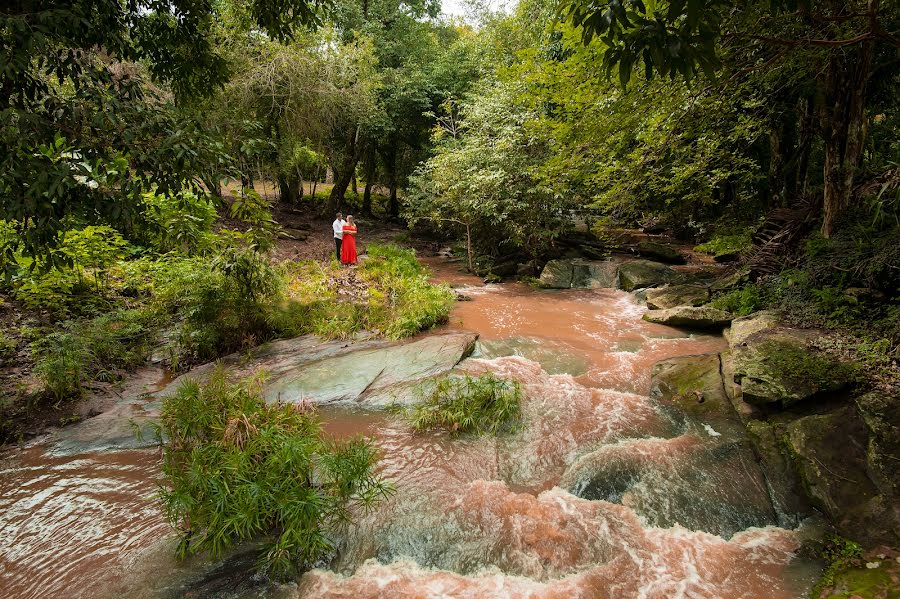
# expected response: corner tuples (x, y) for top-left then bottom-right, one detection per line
(402, 373), (523, 435)
(158, 369), (392, 578)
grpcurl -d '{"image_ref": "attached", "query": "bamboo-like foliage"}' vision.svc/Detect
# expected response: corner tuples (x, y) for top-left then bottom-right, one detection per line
(401, 373), (523, 435)
(157, 368), (392, 577)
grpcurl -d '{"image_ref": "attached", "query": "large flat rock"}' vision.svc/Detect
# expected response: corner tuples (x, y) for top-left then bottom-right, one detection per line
(617, 260), (679, 291)
(642, 306), (733, 330)
(730, 328), (854, 407)
(645, 284), (709, 310)
(263, 332), (477, 407)
(538, 259), (619, 289)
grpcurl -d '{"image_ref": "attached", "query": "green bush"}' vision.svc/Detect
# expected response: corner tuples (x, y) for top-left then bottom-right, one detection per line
(31, 308), (158, 399)
(694, 232), (752, 257)
(710, 285), (764, 316)
(400, 373), (523, 435)
(157, 369), (392, 577)
(140, 189), (217, 254)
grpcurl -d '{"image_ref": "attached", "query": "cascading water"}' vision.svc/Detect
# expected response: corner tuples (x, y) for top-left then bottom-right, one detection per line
(0, 259), (822, 598)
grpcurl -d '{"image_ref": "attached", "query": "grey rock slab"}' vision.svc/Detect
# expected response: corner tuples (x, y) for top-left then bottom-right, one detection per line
(617, 260), (679, 291)
(538, 259), (619, 289)
(645, 284), (710, 310)
(263, 332), (477, 407)
(725, 310), (780, 348)
(642, 306), (733, 330)
(649, 352), (743, 437)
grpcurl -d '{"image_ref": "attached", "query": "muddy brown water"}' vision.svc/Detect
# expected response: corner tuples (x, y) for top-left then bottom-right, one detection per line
(0, 257), (821, 598)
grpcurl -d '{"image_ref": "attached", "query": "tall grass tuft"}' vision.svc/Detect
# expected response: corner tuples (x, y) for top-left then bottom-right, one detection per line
(401, 373), (523, 435)
(157, 368), (392, 577)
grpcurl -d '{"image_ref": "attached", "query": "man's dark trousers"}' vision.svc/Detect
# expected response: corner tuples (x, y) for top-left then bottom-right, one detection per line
(335, 237), (342, 260)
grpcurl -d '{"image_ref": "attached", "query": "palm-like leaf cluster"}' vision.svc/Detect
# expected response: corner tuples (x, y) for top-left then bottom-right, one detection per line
(403, 373), (523, 435)
(158, 368), (392, 577)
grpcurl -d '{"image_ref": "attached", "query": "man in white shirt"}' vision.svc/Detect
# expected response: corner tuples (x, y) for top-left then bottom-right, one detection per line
(332, 212), (346, 260)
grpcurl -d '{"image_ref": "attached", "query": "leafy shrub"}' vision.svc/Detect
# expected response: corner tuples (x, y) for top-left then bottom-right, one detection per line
(140, 189), (217, 254)
(150, 253), (281, 362)
(157, 369), (391, 577)
(694, 232), (752, 257)
(31, 308), (158, 399)
(710, 285), (764, 316)
(400, 373), (523, 435)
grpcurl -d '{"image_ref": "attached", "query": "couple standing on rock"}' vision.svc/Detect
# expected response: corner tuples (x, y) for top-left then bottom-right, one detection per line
(332, 211), (358, 265)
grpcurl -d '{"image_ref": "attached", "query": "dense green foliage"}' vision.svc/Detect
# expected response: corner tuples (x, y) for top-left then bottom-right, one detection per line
(158, 369), (391, 576)
(400, 373), (523, 435)
(0, 0), (327, 264)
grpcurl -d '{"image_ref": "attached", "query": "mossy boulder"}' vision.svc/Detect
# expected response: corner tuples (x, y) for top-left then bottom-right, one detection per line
(731, 331), (856, 406)
(538, 259), (575, 288)
(636, 241), (686, 264)
(819, 557), (900, 599)
(617, 259), (679, 291)
(745, 419), (812, 524)
(783, 406), (898, 546)
(649, 353), (743, 436)
(710, 269), (750, 293)
(538, 259), (619, 289)
(645, 284), (710, 310)
(725, 310), (780, 347)
(855, 391), (900, 498)
(642, 306), (733, 330)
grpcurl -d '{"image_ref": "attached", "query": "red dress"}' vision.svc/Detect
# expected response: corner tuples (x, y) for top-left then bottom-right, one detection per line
(340, 224), (358, 264)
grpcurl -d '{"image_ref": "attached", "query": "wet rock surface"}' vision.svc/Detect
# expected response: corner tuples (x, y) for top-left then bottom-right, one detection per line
(538, 258), (619, 289)
(642, 305), (734, 329)
(645, 284), (709, 310)
(719, 312), (900, 548)
(649, 353), (744, 437)
(264, 332), (477, 406)
(730, 327), (854, 407)
(616, 259), (679, 291)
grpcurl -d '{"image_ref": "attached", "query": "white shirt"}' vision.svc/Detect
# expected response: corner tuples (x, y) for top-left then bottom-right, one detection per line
(333, 219), (346, 239)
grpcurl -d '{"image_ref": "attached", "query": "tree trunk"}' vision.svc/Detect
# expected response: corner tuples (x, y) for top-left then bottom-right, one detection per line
(327, 128), (362, 215)
(352, 172), (358, 195)
(386, 149), (399, 218)
(819, 9), (875, 238)
(277, 174), (301, 205)
(466, 222), (474, 273)
(769, 124), (786, 208)
(362, 153), (376, 215)
(795, 96), (814, 202)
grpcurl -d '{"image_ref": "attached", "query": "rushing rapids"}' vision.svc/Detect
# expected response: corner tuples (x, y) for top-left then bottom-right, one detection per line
(0, 259), (822, 598)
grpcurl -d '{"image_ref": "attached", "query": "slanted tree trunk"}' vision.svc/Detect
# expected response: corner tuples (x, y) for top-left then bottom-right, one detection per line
(327, 128), (362, 215)
(819, 11), (875, 238)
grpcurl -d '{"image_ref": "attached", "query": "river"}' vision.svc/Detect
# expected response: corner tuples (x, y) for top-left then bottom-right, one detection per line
(0, 257), (822, 598)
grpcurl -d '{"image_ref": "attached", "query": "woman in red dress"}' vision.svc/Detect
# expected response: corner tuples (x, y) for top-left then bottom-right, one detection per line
(340, 215), (358, 265)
